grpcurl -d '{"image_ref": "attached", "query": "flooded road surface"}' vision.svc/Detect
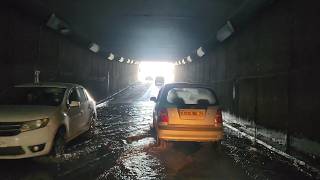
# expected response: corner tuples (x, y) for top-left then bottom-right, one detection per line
(0, 83), (315, 180)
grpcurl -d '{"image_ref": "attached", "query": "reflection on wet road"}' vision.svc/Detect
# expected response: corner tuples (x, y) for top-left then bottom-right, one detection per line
(0, 83), (314, 180)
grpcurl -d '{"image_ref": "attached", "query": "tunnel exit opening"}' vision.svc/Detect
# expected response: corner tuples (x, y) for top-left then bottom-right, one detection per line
(138, 61), (175, 84)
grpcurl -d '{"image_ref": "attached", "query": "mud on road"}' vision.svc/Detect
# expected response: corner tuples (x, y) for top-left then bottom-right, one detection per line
(0, 83), (314, 180)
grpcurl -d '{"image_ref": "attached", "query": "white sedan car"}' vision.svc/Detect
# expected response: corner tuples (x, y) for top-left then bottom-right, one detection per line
(0, 83), (97, 159)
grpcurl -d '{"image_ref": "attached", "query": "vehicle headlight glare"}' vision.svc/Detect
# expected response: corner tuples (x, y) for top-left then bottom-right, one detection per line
(20, 118), (49, 132)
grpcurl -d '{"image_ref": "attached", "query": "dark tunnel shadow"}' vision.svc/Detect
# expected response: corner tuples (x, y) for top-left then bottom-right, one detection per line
(0, 158), (59, 179)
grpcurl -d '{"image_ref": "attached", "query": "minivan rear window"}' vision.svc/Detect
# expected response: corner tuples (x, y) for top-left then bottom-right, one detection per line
(166, 87), (217, 105)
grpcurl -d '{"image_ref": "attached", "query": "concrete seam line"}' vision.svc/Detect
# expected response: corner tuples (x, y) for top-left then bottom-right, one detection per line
(224, 123), (320, 179)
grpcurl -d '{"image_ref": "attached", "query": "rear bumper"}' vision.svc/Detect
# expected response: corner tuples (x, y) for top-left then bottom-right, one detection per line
(157, 125), (223, 142)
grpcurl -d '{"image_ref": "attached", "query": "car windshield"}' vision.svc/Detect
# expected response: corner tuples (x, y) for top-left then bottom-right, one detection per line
(166, 87), (217, 105)
(0, 87), (66, 106)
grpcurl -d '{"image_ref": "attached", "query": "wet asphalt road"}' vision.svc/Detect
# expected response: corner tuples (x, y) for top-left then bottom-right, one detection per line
(0, 83), (314, 180)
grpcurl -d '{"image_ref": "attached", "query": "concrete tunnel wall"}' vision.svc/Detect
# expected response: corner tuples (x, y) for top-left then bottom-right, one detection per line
(175, 0), (320, 145)
(0, 5), (138, 101)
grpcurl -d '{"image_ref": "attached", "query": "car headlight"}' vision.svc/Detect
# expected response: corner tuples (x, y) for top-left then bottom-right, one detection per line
(20, 118), (49, 132)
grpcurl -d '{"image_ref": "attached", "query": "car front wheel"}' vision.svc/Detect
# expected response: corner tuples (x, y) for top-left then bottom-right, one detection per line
(89, 112), (96, 130)
(51, 128), (66, 157)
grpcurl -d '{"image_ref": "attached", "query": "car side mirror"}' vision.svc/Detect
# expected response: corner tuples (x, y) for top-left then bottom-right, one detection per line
(69, 101), (80, 107)
(150, 97), (157, 102)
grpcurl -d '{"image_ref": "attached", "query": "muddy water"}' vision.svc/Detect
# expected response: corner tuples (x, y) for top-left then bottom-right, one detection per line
(0, 84), (313, 180)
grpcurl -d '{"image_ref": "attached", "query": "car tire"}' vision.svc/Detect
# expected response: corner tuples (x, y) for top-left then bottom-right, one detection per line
(211, 141), (221, 151)
(87, 112), (96, 136)
(156, 135), (167, 148)
(51, 128), (66, 158)
(151, 116), (157, 136)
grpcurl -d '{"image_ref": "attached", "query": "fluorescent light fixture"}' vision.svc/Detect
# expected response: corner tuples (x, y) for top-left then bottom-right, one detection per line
(196, 47), (205, 57)
(119, 57), (124, 62)
(187, 56), (192, 62)
(88, 43), (100, 53)
(216, 21), (234, 42)
(46, 14), (71, 35)
(107, 53), (115, 60)
(60, 28), (71, 35)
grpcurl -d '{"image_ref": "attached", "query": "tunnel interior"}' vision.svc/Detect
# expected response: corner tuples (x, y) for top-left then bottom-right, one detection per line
(1, 0), (320, 176)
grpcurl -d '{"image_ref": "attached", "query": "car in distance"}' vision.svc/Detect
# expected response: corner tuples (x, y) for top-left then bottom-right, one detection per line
(150, 83), (223, 147)
(155, 76), (165, 86)
(0, 83), (97, 159)
(145, 76), (153, 81)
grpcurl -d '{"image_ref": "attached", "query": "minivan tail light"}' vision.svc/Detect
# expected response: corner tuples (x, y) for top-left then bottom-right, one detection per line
(159, 109), (169, 123)
(214, 109), (223, 125)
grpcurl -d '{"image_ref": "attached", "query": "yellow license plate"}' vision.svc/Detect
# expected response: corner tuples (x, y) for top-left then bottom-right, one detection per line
(179, 109), (205, 119)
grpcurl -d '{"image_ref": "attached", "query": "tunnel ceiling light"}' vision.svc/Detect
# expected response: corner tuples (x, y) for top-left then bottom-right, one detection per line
(88, 43), (100, 53)
(182, 59), (186, 64)
(217, 21), (234, 42)
(131, 60), (134, 64)
(119, 57), (124, 62)
(46, 14), (71, 35)
(187, 56), (192, 62)
(196, 47), (205, 57)
(127, 59), (131, 63)
(60, 28), (71, 35)
(107, 53), (115, 60)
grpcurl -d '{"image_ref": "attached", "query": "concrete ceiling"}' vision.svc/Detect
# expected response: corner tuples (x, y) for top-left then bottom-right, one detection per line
(10, 0), (246, 61)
